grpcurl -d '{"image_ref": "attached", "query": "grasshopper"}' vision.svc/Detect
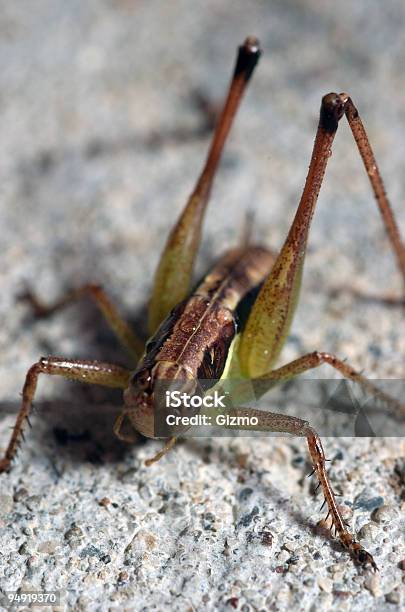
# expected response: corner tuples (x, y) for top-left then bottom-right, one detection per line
(1, 37), (405, 571)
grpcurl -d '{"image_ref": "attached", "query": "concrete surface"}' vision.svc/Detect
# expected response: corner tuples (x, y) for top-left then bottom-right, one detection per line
(0, 1), (405, 610)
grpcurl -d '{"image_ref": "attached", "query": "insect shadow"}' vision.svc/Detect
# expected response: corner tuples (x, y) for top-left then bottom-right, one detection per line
(17, 88), (219, 181)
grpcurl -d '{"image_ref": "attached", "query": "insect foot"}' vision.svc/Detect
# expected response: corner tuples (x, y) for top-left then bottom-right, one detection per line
(306, 429), (377, 572)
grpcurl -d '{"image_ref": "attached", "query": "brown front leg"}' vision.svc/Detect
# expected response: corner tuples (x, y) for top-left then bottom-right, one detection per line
(223, 407), (377, 570)
(305, 427), (377, 570)
(0, 357), (131, 473)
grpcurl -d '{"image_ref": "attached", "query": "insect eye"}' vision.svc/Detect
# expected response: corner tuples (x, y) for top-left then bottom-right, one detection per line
(135, 370), (152, 390)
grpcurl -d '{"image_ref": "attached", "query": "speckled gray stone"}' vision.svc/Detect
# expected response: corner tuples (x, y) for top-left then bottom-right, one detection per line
(1, 2), (405, 611)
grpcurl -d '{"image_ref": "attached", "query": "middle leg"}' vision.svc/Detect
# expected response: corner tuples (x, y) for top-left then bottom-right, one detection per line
(253, 351), (405, 419)
(20, 283), (144, 362)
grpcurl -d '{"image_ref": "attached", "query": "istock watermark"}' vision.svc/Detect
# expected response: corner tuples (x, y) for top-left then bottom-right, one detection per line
(165, 389), (228, 409)
(164, 388), (259, 429)
(151, 378), (405, 438)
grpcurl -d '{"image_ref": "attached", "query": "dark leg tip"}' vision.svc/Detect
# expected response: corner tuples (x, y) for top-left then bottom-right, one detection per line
(355, 547), (378, 572)
(320, 92), (346, 133)
(234, 36), (262, 81)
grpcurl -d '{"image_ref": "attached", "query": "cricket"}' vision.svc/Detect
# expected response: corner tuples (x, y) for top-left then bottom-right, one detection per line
(1, 36), (405, 572)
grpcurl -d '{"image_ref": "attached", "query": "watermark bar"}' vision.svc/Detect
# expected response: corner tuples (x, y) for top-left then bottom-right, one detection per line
(152, 377), (405, 438)
(0, 591), (61, 609)
(1, 378), (404, 438)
